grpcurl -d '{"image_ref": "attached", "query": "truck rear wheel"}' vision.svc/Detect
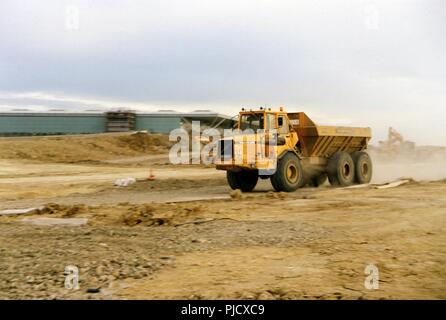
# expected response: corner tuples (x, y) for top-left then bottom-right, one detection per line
(270, 153), (305, 192)
(226, 170), (259, 192)
(352, 151), (373, 184)
(327, 151), (355, 186)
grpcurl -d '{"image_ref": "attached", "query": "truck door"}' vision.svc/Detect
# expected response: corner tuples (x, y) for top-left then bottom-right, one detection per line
(278, 114), (299, 148)
(278, 115), (290, 135)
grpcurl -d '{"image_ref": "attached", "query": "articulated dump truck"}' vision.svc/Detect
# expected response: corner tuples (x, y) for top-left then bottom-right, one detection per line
(215, 108), (372, 192)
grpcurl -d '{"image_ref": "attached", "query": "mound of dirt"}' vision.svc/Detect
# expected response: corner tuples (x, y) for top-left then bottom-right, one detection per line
(117, 132), (171, 152)
(120, 204), (165, 226)
(37, 203), (87, 217)
(5, 202), (208, 227)
(0, 132), (172, 163)
(120, 204), (205, 227)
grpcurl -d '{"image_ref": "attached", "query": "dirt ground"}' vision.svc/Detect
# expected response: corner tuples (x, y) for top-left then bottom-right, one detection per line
(0, 133), (445, 300)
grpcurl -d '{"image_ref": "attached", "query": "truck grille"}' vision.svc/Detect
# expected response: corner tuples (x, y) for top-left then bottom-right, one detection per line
(218, 140), (233, 160)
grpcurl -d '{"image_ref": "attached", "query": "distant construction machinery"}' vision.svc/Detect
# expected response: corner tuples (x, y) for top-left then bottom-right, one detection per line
(377, 127), (415, 156)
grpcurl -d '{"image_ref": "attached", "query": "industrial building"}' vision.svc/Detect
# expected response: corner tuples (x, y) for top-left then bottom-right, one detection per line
(0, 110), (234, 136)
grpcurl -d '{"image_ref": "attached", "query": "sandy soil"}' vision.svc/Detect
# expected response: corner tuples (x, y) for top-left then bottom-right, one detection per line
(0, 134), (445, 300)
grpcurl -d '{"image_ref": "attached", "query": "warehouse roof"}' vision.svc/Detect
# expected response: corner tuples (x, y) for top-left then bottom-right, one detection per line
(139, 111), (233, 120)
(0, 109), (233, 119)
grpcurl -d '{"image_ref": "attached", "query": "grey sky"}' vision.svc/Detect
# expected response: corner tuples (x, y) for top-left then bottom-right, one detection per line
(0, 0), (445, 145)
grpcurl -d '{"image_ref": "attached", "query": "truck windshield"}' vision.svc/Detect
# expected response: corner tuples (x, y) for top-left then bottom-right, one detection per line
(239, 113), (264, 130)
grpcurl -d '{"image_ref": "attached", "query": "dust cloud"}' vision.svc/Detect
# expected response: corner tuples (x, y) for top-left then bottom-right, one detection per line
(369, 148), (446, 184)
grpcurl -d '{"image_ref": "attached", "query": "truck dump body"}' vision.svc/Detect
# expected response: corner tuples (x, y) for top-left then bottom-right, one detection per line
(289, 112), (371, 158)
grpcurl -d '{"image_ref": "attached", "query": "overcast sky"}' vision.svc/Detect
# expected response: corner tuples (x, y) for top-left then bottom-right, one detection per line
(0, 0), (445, 145)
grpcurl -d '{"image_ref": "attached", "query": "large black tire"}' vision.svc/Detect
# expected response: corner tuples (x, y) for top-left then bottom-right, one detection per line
(308, 174), (328, 188)
(270, 153), (306, 192)
(327, 151), (355, 186)
(226, 170), (259, 192)
(352, 151), (373, 184)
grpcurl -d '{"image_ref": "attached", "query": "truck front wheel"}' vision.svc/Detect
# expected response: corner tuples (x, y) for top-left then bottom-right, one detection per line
(327, 151), (355, 186)
(226, 170), (259, 192)
(270, 153), (306, 192)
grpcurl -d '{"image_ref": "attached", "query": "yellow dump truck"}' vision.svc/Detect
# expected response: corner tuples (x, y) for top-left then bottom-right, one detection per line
(215, 107), (372, 192)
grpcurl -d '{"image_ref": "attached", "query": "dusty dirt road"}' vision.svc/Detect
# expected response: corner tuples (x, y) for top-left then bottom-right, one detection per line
(0, 133), (445, 300)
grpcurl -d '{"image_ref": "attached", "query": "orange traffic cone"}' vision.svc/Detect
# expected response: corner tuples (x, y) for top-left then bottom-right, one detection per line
(148, 169), (156, 181)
